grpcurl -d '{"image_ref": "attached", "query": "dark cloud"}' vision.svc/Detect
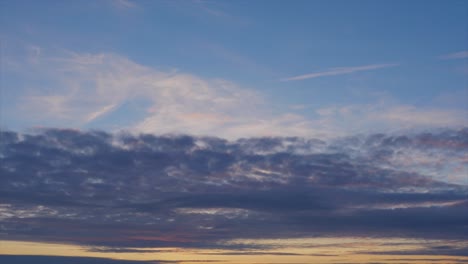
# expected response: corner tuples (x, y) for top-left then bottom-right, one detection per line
(364, 244), (468, 257)
(0, 255), (172, 264)
(0, 128), (467, 251)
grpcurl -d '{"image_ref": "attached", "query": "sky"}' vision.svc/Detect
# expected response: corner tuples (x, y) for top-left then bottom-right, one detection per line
(0, 0), (467, 263)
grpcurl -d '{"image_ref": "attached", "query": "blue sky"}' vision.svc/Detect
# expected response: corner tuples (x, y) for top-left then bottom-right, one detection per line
(1, 0), (467, 138)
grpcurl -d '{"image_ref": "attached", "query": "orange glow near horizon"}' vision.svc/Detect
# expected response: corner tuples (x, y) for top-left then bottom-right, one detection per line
(1, 238), (467, 264)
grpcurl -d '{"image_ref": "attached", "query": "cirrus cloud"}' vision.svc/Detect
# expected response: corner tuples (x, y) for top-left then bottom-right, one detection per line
(6, 49), (466, 139)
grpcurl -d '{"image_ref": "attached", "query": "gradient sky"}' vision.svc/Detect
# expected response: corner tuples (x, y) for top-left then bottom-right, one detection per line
(0, 0), (467, 263)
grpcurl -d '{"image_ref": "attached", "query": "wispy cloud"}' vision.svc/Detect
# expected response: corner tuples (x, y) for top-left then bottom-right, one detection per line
(10, 49), (465, 139)
(86, 103), (118, 123)
(111, 0), (137, 9)
(439, 51), (468, 60)
(314, 103), (467, 138)
(166, 0), (249, 26)
(281, 63), (399, 81)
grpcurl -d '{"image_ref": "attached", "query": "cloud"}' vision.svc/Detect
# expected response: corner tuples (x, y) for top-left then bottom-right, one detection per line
(8, 50), (465, 139)
(168, 0), (250, 26)
(439, 51), (468, 60)
(280, 63), (398, 81)
(0, 129), (467, 251)
(12, 51), (325, 138)
(363, 244), (468, 257)
(86, 103), (119, 122)
(111, 0), (137, 9)
(0, 255), (166, 264)
(18, 52), (268, 137)
(314, 103), (467, 135)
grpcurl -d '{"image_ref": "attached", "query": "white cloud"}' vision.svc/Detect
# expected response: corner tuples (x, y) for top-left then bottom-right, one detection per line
(18, 52), (326, 138)
(16, 51), (466, 139)
(439, 51), (468, 60)
(111, 0), (137, 9)
(26, 45), (41, 64)
(22, 95), (71, 120)
(281, 63), (398, 81)
(21, 52), (309, 138)
(373, 105), (465, 127)
(86, 103), (118, 122)
(315, 104), (467, 134)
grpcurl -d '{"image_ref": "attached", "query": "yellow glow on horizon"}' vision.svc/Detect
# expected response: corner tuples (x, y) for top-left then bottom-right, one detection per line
(0, 238), (467, 264)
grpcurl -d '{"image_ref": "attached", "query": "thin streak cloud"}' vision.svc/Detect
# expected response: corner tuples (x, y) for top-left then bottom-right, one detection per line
(439, 51), (468, 60)
(281, 63), (399, 81)
(112, 0), (137, 9)
(86, 103), (119, 123)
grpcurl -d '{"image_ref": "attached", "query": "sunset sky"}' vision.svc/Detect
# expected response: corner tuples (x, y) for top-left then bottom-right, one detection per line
(0, 0), (467, 263)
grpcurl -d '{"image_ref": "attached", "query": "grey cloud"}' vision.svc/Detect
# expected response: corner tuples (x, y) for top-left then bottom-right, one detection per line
(0, 128), (467, 250)
(0, 255), (172, 264)
(364, 244), (468, 257)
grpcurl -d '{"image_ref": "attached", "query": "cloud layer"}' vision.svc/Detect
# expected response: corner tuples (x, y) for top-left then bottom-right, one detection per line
(6, 50), (466, 139)
(0, 128), (467, 251)
(0, 255), (163, 264)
